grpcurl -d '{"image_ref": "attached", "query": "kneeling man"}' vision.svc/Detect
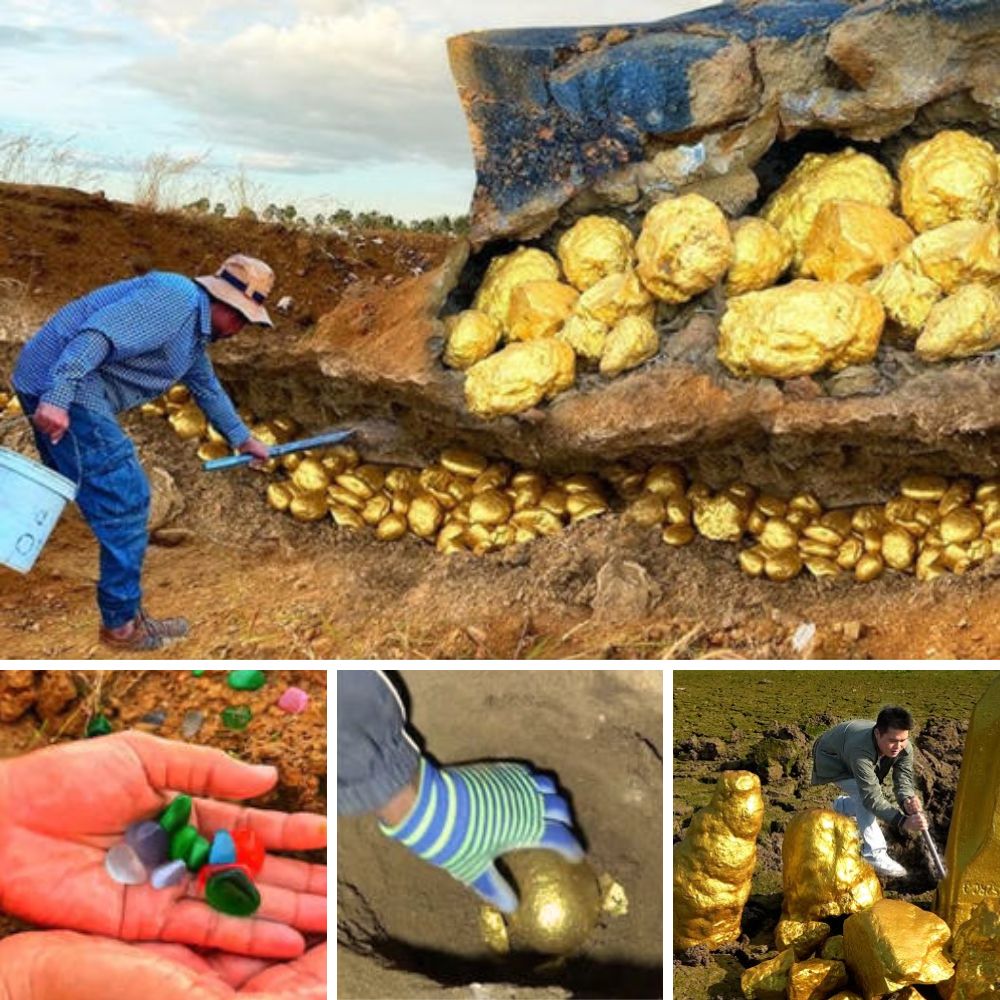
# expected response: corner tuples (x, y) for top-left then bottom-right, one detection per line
(810, 705), (927, 878)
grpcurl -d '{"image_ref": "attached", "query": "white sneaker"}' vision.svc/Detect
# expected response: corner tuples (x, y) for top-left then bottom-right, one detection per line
(866, 850), (907, 878)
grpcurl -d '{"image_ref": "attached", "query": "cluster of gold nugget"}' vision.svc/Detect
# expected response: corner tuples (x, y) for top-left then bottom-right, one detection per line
(0, 391), (22, 419)
(448, 129), (1000, 416)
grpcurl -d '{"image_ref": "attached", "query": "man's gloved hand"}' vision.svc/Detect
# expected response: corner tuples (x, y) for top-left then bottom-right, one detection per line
(380, 757), (583, 913)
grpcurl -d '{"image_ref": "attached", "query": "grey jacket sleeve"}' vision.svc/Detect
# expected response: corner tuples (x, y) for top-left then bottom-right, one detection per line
(891, 747), (918, 805)
(337, 670), (421, 816)
(852, 756), (906, 828)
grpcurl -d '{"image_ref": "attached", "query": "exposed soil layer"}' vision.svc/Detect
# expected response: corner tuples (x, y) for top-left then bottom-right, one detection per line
(337, 670), (663, 999)
(672, 669), (998, 1000)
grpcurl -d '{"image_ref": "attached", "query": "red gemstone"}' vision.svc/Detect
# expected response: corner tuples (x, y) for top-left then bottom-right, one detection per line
(197, 861), (253, 893)
(232, 829), (265, 875)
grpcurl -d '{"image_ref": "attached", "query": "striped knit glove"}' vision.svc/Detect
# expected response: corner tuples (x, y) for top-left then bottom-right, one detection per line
(379, 757), (584, 913)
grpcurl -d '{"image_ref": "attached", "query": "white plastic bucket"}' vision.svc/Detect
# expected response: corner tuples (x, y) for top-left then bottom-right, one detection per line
(0, 447), (78, 573)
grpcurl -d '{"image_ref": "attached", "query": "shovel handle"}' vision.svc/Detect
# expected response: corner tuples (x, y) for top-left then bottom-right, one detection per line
(922, 828), (947, 880)
(202, 428), (355, 472)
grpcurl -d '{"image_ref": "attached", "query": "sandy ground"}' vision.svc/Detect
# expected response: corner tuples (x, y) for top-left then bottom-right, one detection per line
(337, 669), (663, 999)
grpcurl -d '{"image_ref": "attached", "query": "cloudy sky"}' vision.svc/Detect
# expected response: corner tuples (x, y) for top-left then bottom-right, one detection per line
(0, 0), (712, 220)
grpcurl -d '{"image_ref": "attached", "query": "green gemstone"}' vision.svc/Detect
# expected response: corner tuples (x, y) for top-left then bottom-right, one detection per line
(186, 834), (211, 872)
(158, 795), (192, 834)
(221, 705), (253, 730)
(227, 670), (267, 691)
(206, 869), (261, 916)
(169, 825), (198, 862)
(192, 670), (206, 677)
(86, 714), (112, 737)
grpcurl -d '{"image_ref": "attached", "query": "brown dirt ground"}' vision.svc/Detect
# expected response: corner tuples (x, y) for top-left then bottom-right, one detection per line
(3, 182), (1000, 659)
(0, 668), (327, 941)
(337, 670), (662, 1000)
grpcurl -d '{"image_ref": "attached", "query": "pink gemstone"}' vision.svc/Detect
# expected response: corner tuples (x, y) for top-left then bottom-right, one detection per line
(277, 686), (309, 714)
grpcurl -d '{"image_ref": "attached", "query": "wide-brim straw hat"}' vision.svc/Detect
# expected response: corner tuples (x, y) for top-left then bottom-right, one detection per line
(196, 254), (275, 327)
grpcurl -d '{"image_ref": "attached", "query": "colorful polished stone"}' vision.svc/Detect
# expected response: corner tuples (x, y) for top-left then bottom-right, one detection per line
(125, 820), (170, 869)
(158, 795), (192, 834)
(191, 670), (206, 677)
(197, 861), (253, 893)
(232, 828), (266, 876)
(186, 834), (211, 872)
(277, 686), (310, 714)
(206, 868), (261, 916)
(140, 708), (167, 728)
(86, 714), (112, 737)
(209, 830), (237, 866)
(221, 705), (253, 730)
(181, 709), (204, 739)
(170, 825), (198, 862)
(227, 670), (267, 691)
(150, 859), (188, 890)
(105, 843), (148, 885)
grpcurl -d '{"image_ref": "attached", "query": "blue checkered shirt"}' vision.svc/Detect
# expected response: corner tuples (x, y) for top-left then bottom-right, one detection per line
(12, 271), (251, 445)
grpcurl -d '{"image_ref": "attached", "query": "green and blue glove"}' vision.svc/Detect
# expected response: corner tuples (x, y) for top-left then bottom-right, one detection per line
(379, 757), (584, 913)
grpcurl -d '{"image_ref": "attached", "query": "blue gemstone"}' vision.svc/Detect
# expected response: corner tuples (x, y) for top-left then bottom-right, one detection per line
(150, 859), (188, 890)
(125, 820), (170, 869)
(209, 829), (237, 865)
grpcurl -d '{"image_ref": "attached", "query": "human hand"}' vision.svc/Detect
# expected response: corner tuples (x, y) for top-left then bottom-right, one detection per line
(236, 437), (270, 469)
(0, 931), (326, 1000)
(902, 795), (922, 815)
(902, 811), (929, 833)
(379, 758), (583, 913)
(0, 731), (326, 958)
(31, 402), (70, 444)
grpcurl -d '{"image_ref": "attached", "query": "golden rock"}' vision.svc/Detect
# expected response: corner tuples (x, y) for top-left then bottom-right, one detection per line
(473, 463), (511, 493)
(787, 959), (849, 1000)
(801, 200), (914, 286)
(480, 906), (509, 954)
(327, 484), (365, 512)
(842, 899), (953, 997)
(635, 193), (733, 303)
(916, 284), (1000, 362)
(289, 492), (327, 523)
(196, 440), (230, 462)
(901, 474), (949, 501)
(941, 479), (974, 516)
(837, 538), (864, 570)
(900, 130), (1000, 233)
(901, 220), (1000, 294)
(948, 901), (1000, 1000)
(718, 280), (885, 379)
(822, 936), (845, 961)
(576, 268), (654, 326)
(760, 518), (799, 552)
(436, 521), (468, 554)
(292, 457), (330, 493)
(483, 850), (602, 956)
(329, 504), (365, 530)
(361, 494), (391, 526)
(463, 522), (495, 555)
(741, 948), (796, 1000)
(557, 313), (610, 363)
(168, 403), (208, 440)
(855, 553), (884, 583)
(881, 528), (917, 571)
(804, 556), (840, 578)
(673, 770), (764, 949)
(757, 494), (789, 519)
(693, 492), (748, 542)
(355, 464), (386, 492)
(511, 508), (563, 537)
(665, 496), (693, 525)
(439, 448), (488, 479)
(726, 216), (794, 296)
(761, 148), (897, 269)
(557, 214), (635, 291)
(560, 473), (603, 494)
(941, 508), (982, 545)
(464, 339), (576, 418)
(868, 260), (943, 335)
(938, 675), (1000, 935)
(407, 494), (443, 539)
(375, 513), (407, 541)
(916, 546), (945, 582)
(140, 400), (167, 418)
(775, 918), (832, 959)
(766, 550), (803, 581)
(782, 809), (882, 921)
(600, 314), (659, 377)
(266, 482), (294, 513)
(803, 524), (843, 546)
(328, 443), (360, 469)
(336, 472), (374, 501)
(166, 385), (190, 404)
(645, 463), (687, 497)
(662, 523), (696, 546)
(740, 546), (766, 576)
(470, 489), (513, 526)
(473, 246), (561, 332)
(826, 994), (862, 1000)
(507, 280), (579, 342)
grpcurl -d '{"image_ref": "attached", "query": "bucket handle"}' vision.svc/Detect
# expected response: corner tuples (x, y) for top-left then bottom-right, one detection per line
(1, 414), (84, 492)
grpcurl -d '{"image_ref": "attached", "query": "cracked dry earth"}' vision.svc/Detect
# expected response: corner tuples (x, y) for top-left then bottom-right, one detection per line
(337, 670), (663, 999)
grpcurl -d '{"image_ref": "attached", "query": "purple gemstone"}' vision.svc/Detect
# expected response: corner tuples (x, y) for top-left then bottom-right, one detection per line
(150, 859), (188, 890)
(125, 820), (170, 869)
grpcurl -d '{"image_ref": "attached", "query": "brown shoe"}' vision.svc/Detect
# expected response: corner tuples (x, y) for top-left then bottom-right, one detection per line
(100, 610), (190, 651)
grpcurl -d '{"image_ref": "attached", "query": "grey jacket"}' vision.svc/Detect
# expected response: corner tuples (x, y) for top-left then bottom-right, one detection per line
(810, 718), (917, 829)
(337, 670), (420, 816)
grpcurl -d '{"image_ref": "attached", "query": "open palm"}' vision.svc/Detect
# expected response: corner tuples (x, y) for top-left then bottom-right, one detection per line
(0, 731), (326, 958)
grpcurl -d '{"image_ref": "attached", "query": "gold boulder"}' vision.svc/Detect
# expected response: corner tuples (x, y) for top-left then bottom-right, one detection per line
(600, 315), (659, 377)
(558, 313), (609, 363)
(718, 280), (885, 379)
(868, 260), (943, 335)
(782, 809), (882, 921)
(900, 220), (1000, 294)
(741, 948), (796, 999)
(464, 339), (576, 418)
(576, 268), (654, 326)
(507, 280), (579, 342)
(801, 200), (914, 285)
(787, 958), (849, 1000)
(900, 129), (1000, 233)
(761, 148), (897, 269)
(842, 898), (953, 998)
(635, 193), (734, 303)
(726, 216), (794, 296)
(915, 284), (1000, 362)
(443, 309), (502, 369)
(775, 917), (832, 959)
(557, 214), (635, 291)
(473, 246), (561, 331)
(947, 900), (1000, 1000)
(674, 770), (764, 949)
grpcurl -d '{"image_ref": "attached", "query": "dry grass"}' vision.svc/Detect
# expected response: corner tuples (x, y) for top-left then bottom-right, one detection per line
(0, 133), (104, 190)
(133, 150), (209, 211)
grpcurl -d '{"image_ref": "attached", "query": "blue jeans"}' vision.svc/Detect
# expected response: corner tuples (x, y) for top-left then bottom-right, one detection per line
(833, 779), (888, 858)
(17, 393), (150, 629)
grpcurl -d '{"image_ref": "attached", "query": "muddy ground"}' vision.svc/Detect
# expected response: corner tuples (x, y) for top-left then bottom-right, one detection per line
(5, 184), (1000, 659)
(672, 668), (999, 1000)
(337, 670), (663, 999)
(0, 668), (327, 942)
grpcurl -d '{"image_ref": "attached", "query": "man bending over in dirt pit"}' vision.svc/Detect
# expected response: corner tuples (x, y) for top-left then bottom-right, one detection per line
(810, 705), (928, 879)
(338, 670), (585, 913)
(12, 255), (275, 651)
